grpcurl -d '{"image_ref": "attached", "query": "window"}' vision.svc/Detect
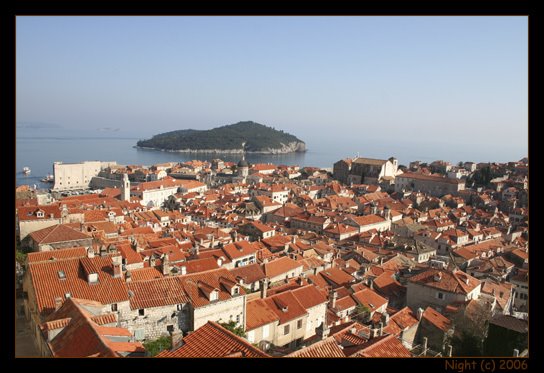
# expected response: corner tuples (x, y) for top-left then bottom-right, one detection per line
(111, 303), (118, 312)
(284, 325), (290, 335)
(167, 325), (174, 333)
(138, 309), (145, 316)
(297, 319), (303, 329)
(58, 271), (66, 280)
(236, 314), (241, 324)
(177, 304), (183, 311)
(437, 292), (445, 300)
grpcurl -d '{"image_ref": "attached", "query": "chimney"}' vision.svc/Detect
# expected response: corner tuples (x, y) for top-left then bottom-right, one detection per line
(54, 297), (63, 311)
(350, 327), (357, 335)
(417, 307), (424, 321)
(180, 266), (187, 275)
(297, 276), (304, 286)
(422, 337), (428, 356)
(381, 312), (390, 325)
(513, 349), (519, 357)
(87, 247), (95, 258)
(171, 331), (183, 350)
(434, 272), (442, 282)
(112, 256), (123, 279)
(446, 344), (453, 357)
(330, 290), (338, 309)
(125, 271), (132, 282)
(162, 254), (170, 275)
(260, 278), (268, 299)
(217, 258), (223, 267)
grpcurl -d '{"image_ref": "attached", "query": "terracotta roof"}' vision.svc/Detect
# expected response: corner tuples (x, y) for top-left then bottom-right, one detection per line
(397, 172), (462, 185)
(422, 306), (451, 332)
(334, 295), (357, 312)
(29, 224), (91, 244)
(222, 241), (259, 260)
(158, 321), (269, 357)
(17, 204), (62, 221)
(319, 267), (355, 288)
(353, 157), (388, 166)
(27, 247), (87, 263)
(27, 256), (129, 317)
(127, 267), (164, 281)
(287, 337), (345, 357)
(182, 257), (220, 274)
(351, 334), (412, 357)
(229, 263), (266, 284)
(389, 306), (419, 331)
(116, 242), (143, 265)
(127, 276), (189, 310)
(179, 268), (244, 308)
(262, 256), (303, 279)
(246, 298), (280, 331)
(351, 288), (388, 312)
(408, 269), (480, 294)
(264, 291), (308, 325)
(291, 284), (328, 310)
(489, 314), (528, 334)
(346, 214), (386, 227)
(45, 298), (143, 357)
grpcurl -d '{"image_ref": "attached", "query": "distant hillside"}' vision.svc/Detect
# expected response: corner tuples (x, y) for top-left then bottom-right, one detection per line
(136, 121), (306, 154)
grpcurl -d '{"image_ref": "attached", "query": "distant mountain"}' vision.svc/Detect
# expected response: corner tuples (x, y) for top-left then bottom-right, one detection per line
(136, 121), (307, 154)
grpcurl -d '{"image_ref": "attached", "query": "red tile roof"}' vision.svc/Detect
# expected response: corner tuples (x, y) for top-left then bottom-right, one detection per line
(262, 256), (302, 279)
(318, 267), (355, 288)
(291, 285), (328, 310)
(229, 263), (266, 284)
(351, 334), (412, 357)
(27, 256), (129, 317)
(179, 268), (245, 308)
(45, 298), (143, 357)
(287, 337), (345, 357)
(409, 269), (480, 294)
(158, 321), (269, 357)
(351, 288), (388, 312)
(128, 267), (164, 281)
(264, 291), (308, 325)
(246, 298), (280, 331)
(222, 241), (259, 260)
(127, 276), (189, 309)
(27, 247), (88, 264)
(29, 224), (91, 244)
(422, 306), (451, 332)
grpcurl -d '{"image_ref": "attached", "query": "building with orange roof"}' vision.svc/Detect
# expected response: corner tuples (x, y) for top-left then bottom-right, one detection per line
(158, 321), (269, 358)
(37, 298), (144, 357)
(407, 268), (481, 312)
(262, 256), (304, 284)
(24, 224), (92, 252)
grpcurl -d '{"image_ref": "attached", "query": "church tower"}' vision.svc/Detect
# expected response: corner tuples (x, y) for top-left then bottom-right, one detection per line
(121, 173), (130, 201)
(237, 142), (249, 181)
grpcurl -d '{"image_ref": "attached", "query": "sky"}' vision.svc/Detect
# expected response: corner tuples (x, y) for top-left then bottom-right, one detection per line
(16, 16), (527, 158)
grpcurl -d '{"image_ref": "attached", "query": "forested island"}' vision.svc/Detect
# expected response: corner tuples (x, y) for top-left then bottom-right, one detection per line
(136, 121), (307, 154)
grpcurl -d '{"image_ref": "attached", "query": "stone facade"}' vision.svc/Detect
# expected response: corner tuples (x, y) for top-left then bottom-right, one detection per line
(53, 161), (114, 191)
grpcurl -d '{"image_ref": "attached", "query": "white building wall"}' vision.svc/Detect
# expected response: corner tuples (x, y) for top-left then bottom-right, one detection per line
(193, 296), (246, 331)
(53, 161), (105, 191)
(303, 303), (327, 339)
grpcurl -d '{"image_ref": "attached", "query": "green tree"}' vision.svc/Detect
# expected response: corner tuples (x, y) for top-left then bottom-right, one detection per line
(219, 321), (247, 338)
(143, 335), (172, 356)
(353, 304), (370, 322)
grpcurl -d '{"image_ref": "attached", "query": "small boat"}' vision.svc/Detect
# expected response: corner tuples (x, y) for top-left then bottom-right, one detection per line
(22, 166), (31, 175)
(41, 174), (54, 183)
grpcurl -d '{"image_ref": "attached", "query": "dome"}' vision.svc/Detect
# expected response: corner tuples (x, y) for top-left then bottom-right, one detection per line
(237, 159), (249, 168)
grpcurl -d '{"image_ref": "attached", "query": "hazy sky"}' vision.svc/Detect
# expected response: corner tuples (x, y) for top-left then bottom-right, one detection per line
(17, 16), (527, 155)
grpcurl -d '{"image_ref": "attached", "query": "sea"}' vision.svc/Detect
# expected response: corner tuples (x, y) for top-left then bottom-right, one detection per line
(16, 134), (526, 189)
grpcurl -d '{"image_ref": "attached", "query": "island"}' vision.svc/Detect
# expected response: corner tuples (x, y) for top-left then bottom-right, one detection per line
(136, 121), (307, 154)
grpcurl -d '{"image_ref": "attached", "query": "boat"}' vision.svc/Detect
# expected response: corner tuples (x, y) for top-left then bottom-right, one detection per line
(22, 166), (31, 175)
(41, 174), (54, 183)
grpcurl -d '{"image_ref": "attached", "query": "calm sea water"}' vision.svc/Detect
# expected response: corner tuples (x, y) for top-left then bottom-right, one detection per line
(16, 136), (526, 188)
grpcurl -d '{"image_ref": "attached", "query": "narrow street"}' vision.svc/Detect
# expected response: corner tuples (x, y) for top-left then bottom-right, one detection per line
(15, 298), (39, 357)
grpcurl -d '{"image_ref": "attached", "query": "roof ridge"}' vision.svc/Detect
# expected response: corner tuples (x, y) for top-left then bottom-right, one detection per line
(208, 321), (265, 355)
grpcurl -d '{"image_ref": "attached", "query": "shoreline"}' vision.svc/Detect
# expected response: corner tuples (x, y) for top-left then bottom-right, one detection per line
(134, 145), (308, 155)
